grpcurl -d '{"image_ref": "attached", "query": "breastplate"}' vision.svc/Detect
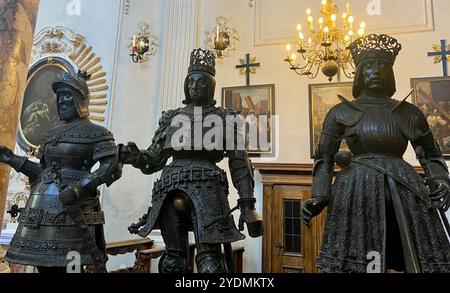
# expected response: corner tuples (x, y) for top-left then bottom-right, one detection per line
(44, 142), (94, 170)
(164, 108), (227, 154)
(345, 105), (408, 157)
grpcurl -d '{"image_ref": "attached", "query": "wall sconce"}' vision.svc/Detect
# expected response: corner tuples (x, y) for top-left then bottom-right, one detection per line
(129, 23), (158, 64)
(204, 17), (240, 59)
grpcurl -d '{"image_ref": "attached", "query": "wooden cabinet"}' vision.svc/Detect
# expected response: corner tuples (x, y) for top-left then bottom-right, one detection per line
(254, 163), (326, 273)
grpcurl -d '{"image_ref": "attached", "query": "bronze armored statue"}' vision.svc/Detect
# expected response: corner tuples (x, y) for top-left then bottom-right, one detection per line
(120, 48), (264, 273)
(302, 34), (450, 273)
(0, 71), (122, 273)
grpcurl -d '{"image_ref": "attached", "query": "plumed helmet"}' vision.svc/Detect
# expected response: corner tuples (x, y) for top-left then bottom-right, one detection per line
(52, 70), (91, 118)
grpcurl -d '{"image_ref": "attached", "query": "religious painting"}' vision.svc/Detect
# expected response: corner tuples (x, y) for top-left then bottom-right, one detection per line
(222, 84), (275, 156)
(309, 82), (353, 158)
(17, 57), (75, 154)
(411, 77), (450, 158)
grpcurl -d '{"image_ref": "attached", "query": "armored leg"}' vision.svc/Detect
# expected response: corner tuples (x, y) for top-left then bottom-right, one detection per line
(191, 209), (226, 273)
(195, 244), (226, 273)
(159, 194), (191, 273)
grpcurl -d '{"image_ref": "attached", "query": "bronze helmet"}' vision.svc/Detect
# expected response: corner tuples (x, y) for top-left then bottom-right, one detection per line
(52, 70), (91, 118)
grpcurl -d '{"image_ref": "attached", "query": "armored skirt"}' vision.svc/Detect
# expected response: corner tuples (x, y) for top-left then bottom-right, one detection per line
(6, 173), (105, 267)
(317, 155), (450, 273)
(136, 159), (245, 244)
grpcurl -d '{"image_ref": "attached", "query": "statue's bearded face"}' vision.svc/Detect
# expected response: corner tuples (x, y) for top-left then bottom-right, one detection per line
(56, 86), (79, 122)
(187, 73), (209, 105)
(362, 60), (390, 92)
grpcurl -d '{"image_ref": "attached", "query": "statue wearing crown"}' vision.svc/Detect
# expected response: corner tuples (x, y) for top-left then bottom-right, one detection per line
(301, 34), (450, 273)
(120, 49), (264, 273)
(0, 71), (123, 273)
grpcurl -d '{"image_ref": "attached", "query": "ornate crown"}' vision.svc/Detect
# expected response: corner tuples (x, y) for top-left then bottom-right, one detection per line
(349, 34), (402, 67)
(188, 48), (216, 76)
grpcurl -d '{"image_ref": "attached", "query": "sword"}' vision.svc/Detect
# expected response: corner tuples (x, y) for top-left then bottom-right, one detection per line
(415, 147), (450, 239)
(52, 166), (108, 273)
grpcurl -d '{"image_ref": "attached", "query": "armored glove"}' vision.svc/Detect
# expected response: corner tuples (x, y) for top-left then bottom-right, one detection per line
(0, 145), (15, 164)
(118, 142), (141, 166)
(238, 198), (264, 238)
(429, 179), (450, 211)
(301, 196), (329, 226)
(59, 184), (82, 206)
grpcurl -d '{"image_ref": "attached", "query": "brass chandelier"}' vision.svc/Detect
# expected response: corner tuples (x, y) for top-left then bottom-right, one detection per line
(284, 0), (366, 81)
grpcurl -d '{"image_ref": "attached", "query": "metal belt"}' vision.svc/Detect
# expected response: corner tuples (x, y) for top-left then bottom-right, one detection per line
(19, 210), (105, 227)
(153, 168), (227, 192)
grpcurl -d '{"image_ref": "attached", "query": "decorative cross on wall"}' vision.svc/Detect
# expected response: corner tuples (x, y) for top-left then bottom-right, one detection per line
(428, 39), (450, 76)
(236, 53), (260, 86)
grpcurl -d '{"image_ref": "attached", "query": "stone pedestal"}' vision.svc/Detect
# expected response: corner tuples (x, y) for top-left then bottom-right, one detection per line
(0, 0), (40, 273)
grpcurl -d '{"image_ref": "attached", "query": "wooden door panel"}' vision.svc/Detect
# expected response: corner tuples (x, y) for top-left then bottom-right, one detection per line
(272, 186), (313, 273)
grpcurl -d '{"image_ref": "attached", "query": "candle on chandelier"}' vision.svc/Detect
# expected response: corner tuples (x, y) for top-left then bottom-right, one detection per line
(344, 35), (350, 46)
(307, 16), (314, 30)
(348, 15), (354, 28)
(331, 14), (337, 27)
(324, 26), (329, 42)
(286, 44), (292, 59)
(358, 28), (365, 37)
(299, 32), (305, 47)
(319, 17), (324, 30)
(348, 29), (354, 43)
(216, 25), (220, 42)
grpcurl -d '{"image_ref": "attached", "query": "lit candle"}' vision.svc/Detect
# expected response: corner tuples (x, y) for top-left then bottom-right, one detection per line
(286, 44), (292, 59)
(216, 25), (220, 42)
(308, 37), (312, 46)
(291, 53), (297, 61)
(358, 28), (365, 37)
(299, 32), (304, 47)
(308, 16), (314, 30)
(319, 17), (324, 29)
(348, 29), (354, 43)
(342, 12), (347, 19)
(132, 35), (136, 47)
(296, 24), (302, 31)
(348, 15), (354, 29)
(306, 8), (311, 16)
(324, 26), (329, 42)
(360, 22), (366, 29)
(331, 14), (337, 27)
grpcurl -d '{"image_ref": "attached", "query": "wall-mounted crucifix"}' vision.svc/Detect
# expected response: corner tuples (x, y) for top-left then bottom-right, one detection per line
(236, 53), (260, 86)
(428, 39), (450, 76)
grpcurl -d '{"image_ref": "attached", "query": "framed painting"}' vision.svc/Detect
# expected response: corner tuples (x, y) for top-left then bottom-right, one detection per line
(411, 76), (450, 158)
(222, 84), (275, 156)
(309, 82), (353, 158)
(17, 57), (76, 155)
